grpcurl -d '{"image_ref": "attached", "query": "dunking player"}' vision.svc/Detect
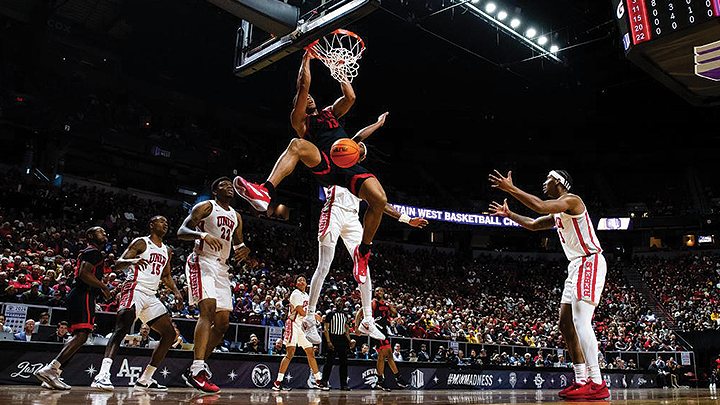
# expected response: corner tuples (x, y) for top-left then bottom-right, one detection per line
(488, 170), (609, 400)
(234, 50), (389, 286)
(273, 276), (327, 391)
(177, 177), (251, 393)
(302, 183), (427, 346)
(354, 287), (408, 390)
(91, 216), (183, 391)
(35, 227), (112, 390)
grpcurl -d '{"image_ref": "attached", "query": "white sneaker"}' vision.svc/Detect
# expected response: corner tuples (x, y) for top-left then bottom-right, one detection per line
(34, 365), (71, 390)
(135, 378), (168, 392)
(358, 318), (386, 341)
(302, 316), (322, 345)
(91, 373), (115, 391)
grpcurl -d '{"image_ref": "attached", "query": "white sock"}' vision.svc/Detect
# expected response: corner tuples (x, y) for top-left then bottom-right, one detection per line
(359, 262), (373, 320)
(50, 360), (62, 371)
(587, 365), (602, 384)
(139, 365), (156, 382)
(573, 363), (587, 383)
(276, 372), (284, 382)
(190, 360), (205, 376)
(572, 299), (602, 384)
(99, 358), (113, 376)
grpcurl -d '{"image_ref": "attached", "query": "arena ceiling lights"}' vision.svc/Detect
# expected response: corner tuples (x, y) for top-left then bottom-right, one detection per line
(456, 0), (562, 63)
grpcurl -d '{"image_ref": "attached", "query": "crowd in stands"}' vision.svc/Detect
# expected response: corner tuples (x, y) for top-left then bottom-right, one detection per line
(0, 171), (701, 366)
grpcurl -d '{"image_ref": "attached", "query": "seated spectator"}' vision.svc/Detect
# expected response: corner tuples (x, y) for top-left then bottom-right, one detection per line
(243, 333), (264, 354)
(20, 282), (45, 304)
(417, 344), (431, 362)
(46, 289), (65, 307)
(14, 319), (35, 341)
(0, 314), (12, 333)
(46, 321), (69, 343)
(37, 312), (50, 327)
(126, 323), (156, 348)
(432, 346), (447, 362)
(356, 343), (372, 360)
(408, 350), (418, 362)
(270, 338), (285, 356)
(457, 350), (469, 367)
(1, 285), (19, 302)
(392, 343), (404, 362)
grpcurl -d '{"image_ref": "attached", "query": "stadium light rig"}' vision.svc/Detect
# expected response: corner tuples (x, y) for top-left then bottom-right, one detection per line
(455, 0), (562, 63)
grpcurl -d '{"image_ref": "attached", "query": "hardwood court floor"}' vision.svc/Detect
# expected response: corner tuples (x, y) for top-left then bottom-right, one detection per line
(3, 386), (719, 405)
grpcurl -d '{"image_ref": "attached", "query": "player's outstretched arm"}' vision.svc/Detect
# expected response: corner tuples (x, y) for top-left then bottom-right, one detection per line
(291, 51), (313, 136)
(351, 112), (388, 144)
(176, 201), (223, 251)
(489, 198), (555, 231)
(488, 170), (580, 214)
(330, 79), (356, 118)
(114, 237), (148, 272)
(160, 248), (183, 309)
(383, 202), (428, 228)
(232, 211), (251, 262)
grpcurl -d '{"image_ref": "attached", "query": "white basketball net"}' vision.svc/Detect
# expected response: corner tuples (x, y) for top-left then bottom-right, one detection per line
(308, 29), (365, 84)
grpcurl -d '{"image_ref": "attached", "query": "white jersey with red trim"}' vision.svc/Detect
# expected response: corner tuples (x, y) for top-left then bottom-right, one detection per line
(194, 200), (238, 261)
(288, 289), (309, 329)
(553, 210), (602, 261)
(126, 236), (169, 295)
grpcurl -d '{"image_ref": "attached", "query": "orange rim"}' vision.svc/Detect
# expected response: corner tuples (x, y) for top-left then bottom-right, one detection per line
(305, 29), (365, 60)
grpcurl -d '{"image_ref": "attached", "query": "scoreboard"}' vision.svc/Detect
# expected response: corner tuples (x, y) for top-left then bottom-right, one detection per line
(612, 0), (720, 105)
(617, 0), (719, 49)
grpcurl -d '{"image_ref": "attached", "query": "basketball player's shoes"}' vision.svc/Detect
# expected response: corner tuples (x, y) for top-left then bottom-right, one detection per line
(183, 367), (220, 393)
(135, 378), (168, 392)
(34, 364), (71, 390)
(358, 318), (386, 341)
(272, 380), (292, 391)
(91, 372), (115, 391)
(302, 315), (322, 345)
(352, 245), (370, 284)
(558, 381), (584, 397)
(315, 379), (330, 391)
(233, 176), (271, 212)
(564, 380), (610, 400)
(394, 374), (409, 389)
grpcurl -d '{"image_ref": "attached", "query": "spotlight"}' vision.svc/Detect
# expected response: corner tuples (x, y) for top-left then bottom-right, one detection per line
(538, 36), (548, 45)
(510, 18), (520, 28)
(550, 45), (559, 53)
(526, 28), (537, 38)
(497, 10), (507, 20)
(485, 2), (496, 13)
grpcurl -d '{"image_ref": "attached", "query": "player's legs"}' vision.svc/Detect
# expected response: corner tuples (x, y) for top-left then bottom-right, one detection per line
(572, 300), (601, 383)
(93, 307), (136, 390)
(55, 330), (90, 366)
(204, 310), (230, 360)
(277, 345), (296, 378)
(340, 218), (373, 321)
(356, 177), (387, 246)
(304, 346), (321, 375)
(148, 313), (176, 368)
(308, 243), (336, 316)
(192, 298), (217, 367)
(559, 303), (585, 364)
(266, 138), (322, 188)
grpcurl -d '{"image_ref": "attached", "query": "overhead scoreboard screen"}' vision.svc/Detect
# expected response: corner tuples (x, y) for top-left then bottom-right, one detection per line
(621, 0), (719, 48)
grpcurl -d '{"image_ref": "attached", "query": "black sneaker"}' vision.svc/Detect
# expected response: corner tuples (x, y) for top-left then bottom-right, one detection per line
(272, 380), (292, 391)
(377, 377), (391, 391)
(315, 379), (330, 391)
(395, 374), (409, 389)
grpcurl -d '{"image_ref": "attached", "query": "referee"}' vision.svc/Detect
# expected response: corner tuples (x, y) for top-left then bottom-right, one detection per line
(321, 297), (355, 390)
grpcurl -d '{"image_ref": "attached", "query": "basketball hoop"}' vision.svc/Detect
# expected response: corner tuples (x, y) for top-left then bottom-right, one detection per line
(306, 29), (365, 83)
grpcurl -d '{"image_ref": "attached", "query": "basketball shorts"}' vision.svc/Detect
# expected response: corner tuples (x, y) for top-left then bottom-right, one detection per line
(185, 252), (233, 311)
(66, 288), (96, 333)
(283, 322), (313, 349)
(310, 150), (376, 197)
(318, 203), (362, 253)
(561, 253), (607, 306)
(372, 336), (391, 353)
(118, 284), (168, 325)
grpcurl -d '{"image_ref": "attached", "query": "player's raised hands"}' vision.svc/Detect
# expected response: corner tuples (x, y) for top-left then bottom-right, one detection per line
(203, 234), (223, 252)
(489, 198), (510, 217)
(377, 112), (389, 126)
(488, 170), (514, 192)
(409, 217), (428, 228)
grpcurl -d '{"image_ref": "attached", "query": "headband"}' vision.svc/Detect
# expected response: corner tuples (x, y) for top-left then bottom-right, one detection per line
(548, 170), (571, 191)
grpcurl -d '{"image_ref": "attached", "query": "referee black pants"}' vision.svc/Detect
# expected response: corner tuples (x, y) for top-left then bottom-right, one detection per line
(322, 335), (349, 388)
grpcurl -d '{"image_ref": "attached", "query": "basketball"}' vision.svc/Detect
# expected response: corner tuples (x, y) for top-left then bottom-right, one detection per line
(330, 138), (360, 168)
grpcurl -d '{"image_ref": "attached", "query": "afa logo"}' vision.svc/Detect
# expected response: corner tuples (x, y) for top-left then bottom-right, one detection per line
(251, 364), (272, 388)
(362, 369), (379, 388)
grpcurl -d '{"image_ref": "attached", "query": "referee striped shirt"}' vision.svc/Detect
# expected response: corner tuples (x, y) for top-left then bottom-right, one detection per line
(326, 310), (349, 336)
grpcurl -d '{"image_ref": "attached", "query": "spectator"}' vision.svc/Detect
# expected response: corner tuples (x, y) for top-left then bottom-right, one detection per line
(0, 314), (12, 333)
(392, 344), (404, 362)
(432, 346), (446, 363)
(243, 333), (264, 354)
(408, 350), (418, 362)
(417, 344), (430, 362)
(356, 343), (372, 360)
(14, 319), (35, 341)
(37, 312), (50, 327)
(269, 338), (285, 356)
(46, 321), (69, 343)
(127, 323), (155, 348)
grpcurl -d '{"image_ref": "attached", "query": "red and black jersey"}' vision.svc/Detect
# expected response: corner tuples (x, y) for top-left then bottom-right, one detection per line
(304, 107), (349, 152)
(373, 298), (391, 327)
(72, 245), (104, 293)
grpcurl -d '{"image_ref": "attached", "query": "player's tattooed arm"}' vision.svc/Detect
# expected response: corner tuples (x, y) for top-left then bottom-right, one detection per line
(114, 237), (148, 272)
(177, 201), (223, 251)
(489, 199), (555, 231)
(383, 203), (428, 228)
(160, 248), (183, 309)
(331, 79), (356, 118)
(232, 211), (251, 262)
(291, 51), (313, 136)
(489, 170), (581, 214)
(351, 112), (388, 144)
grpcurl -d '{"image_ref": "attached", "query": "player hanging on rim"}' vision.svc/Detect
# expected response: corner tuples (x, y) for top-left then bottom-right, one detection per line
(35, 227), (112, 390)
(233, 50), (389, 289)
(91, 215), (183, 392)
(354, 287), (408, 390)
(302, 182), (427, 347)
(488, 169), (610, 400)
(177, 177), (251, 393)
(273, 276), (327, 391)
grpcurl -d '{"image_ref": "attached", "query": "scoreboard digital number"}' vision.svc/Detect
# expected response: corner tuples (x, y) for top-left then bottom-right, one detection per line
(615, 0), (719, 49)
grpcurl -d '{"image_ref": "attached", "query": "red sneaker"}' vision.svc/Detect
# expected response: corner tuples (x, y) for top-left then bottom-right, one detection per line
(184, 368), (220, 393)
(564, 380), (609, 400)
(353, 245), (370, 284)
(558, 381), (585, 398)
(233, 176), (271, 212)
